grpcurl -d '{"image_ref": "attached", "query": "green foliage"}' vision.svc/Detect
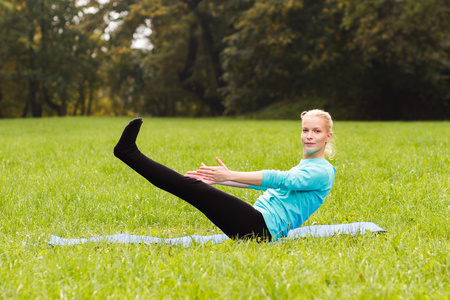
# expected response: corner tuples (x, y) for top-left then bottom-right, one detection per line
(221, 0), (334, 113)
(137, 0), (233, 116)
(221, 0), (449, 119)
(326, 0), (450, 119)
(0, 0), (106, 117)
(0, 0), (449, 119)
(0, 118), (449, 298)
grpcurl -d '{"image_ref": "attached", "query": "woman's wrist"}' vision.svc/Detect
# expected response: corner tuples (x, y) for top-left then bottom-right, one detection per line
(228, 170), (238, 182)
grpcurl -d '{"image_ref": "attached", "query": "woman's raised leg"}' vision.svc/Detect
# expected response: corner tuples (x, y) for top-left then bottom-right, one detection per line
(113, 118), (271, 241)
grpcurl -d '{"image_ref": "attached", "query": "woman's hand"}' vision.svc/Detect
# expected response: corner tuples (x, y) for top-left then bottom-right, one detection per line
(197, 157), (233, 182)
(190, 157), (263, 186)
(185, 169), (216, 185)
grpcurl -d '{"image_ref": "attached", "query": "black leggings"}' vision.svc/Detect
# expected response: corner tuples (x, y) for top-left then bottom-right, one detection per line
(113, 118), (271, 241)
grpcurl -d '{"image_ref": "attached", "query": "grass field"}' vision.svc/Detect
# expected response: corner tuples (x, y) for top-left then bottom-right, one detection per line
(0, 117), (449, 299)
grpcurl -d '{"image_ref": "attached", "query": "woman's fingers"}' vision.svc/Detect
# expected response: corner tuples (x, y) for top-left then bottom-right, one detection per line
(186, 171), (200, 176)
(199, 166), (217, 172)
(216, 157), (228, 169)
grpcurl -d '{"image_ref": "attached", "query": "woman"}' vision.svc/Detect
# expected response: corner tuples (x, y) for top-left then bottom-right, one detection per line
(114, 109), (336, 242)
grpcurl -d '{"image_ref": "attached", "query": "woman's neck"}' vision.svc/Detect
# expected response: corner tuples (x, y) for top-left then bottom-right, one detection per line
(303, 150), (325, 160)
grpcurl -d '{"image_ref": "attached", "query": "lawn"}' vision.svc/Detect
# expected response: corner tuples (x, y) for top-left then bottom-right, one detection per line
(0, 117), (449, 299)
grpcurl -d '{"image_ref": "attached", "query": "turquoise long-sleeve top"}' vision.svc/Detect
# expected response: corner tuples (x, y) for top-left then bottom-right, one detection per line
(250, 158), (336, 241)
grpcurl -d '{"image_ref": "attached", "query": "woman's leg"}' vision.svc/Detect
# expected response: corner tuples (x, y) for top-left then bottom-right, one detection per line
(114, 118), (271, 241)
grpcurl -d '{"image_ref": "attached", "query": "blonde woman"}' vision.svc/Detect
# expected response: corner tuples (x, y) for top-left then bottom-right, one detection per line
(114, 109), (336, 241)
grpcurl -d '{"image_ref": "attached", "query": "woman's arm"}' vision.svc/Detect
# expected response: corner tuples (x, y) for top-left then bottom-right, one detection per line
(197, 157), (263, 186)
(185, 170), (250, 188)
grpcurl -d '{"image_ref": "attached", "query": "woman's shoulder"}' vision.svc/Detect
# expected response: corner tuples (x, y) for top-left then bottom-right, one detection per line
(299, 159), (336, 173)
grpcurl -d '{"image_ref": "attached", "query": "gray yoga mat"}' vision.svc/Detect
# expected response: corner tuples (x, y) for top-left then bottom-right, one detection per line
(49, 222), (386, 247)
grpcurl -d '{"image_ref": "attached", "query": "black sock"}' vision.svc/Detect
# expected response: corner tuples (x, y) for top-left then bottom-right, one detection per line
(114, 118), (143, 158)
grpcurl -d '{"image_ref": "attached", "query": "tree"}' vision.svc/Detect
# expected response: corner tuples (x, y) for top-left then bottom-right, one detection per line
(220, 0), (449, 119)
(221, 0), (345, 113)
(1, 0), (448, 119)
(134, 0), (247, 116)
(328, 0), (450, 119)
(0, 0), (107, 117)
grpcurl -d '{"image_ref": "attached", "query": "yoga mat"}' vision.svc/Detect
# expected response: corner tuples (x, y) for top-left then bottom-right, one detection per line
(49, 222), (386, 247)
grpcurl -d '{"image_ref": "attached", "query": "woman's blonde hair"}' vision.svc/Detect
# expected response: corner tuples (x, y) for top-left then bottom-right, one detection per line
(301, 109), (336, 159)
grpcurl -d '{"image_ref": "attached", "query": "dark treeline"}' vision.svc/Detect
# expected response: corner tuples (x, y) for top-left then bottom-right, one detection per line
(0, 0), (449, 120)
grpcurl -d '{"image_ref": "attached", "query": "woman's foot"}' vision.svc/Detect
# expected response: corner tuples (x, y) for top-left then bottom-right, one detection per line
(114, 118), (143, 159)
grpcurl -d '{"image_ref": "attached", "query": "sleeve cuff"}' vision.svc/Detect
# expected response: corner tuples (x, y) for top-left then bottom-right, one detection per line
(261, 170), (274, 187)
(248, 184), (267, 191)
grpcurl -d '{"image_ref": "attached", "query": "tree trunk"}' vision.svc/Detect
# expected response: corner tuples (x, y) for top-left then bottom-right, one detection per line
(80, 79), (86, 115)
(60, 88), (68, 116)
(0, 87), (3, 118)
(27, 23), (42, 118)
(86, 81), (94, 116)
(72, 96), (80, 116)
(29, 79), (41, 117)
(43, 86), (62, 116)
(28, 52), (41, 117)
(178, 22), (198, 82)
(72, 80), (86, 116)
(21, 100), (29, 118)
(197, 11), (225, 115)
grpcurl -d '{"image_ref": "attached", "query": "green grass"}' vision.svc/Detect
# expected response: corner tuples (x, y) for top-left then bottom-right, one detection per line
(0, 117), (449, 299)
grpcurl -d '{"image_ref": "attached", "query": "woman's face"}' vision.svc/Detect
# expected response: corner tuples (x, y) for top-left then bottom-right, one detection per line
(301, 116), (332, 159)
